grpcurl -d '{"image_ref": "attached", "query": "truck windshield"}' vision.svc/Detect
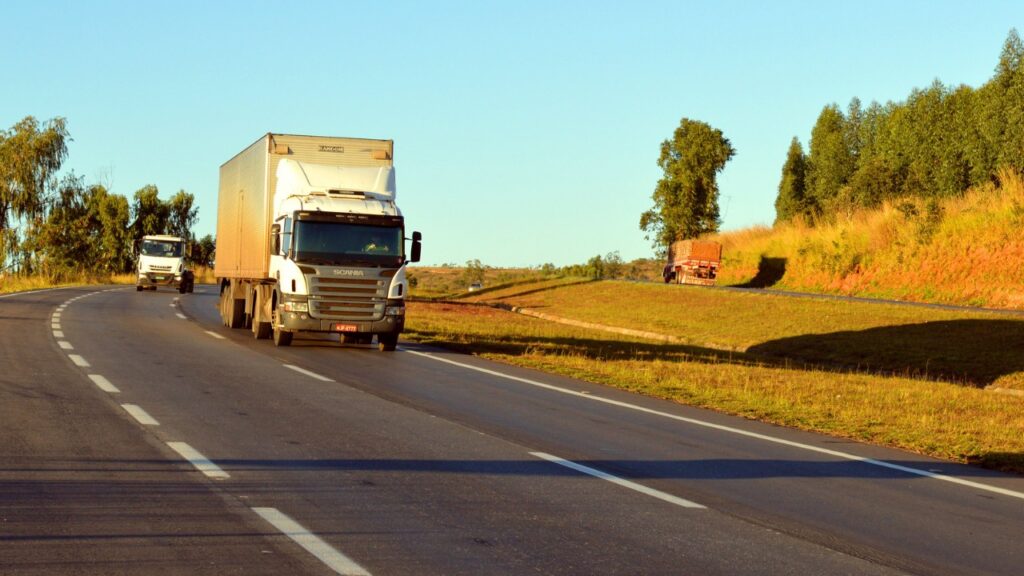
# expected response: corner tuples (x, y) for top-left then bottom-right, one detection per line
(293, 222), (404, 266)
(140, 240), (182, 257)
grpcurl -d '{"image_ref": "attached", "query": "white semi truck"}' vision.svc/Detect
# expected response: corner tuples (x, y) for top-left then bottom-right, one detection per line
(136, 234), (195, 293)
(214, 133), (421, 351)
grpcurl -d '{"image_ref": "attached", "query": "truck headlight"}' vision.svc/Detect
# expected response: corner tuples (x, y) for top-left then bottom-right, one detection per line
(385, 306), (405, 316)
(281, 301), (309, 313)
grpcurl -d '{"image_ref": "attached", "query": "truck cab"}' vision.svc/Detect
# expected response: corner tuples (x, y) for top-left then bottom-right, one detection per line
(136, 234), (195, 293)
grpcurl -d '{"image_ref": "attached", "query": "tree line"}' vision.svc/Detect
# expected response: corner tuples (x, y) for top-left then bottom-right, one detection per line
(776, 29), (1024, 222)
(0, 116), (214, 276)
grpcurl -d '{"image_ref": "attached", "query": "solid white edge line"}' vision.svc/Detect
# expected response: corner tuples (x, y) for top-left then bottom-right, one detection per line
(165, 442), (229, 479)
(0, 287), (63, 299)
(252, 507), (371, 576)
(58, 340), (73, 350)
(531, 451), (705, 509)
(204, 330), (226, 340)
(88, 374), (120, 393)
(68, 354), (90, 367)
(283, 364), (334, 382)
(121, 404), (160, 426)
(406, 349), (1024, 502)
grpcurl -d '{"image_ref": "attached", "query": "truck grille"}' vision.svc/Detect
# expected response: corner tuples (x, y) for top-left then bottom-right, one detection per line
(309, 277), (387, 321)
(149, 265), (173, 272)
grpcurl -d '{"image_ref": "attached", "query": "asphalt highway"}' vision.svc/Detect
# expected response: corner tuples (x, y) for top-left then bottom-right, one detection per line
(2, 285), (1024, 575)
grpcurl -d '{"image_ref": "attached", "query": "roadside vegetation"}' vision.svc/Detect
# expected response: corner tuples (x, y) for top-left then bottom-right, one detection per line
(714, 168), (1024, 308)
(0, 115), (215, 290)
(404, 284), (1024, 474)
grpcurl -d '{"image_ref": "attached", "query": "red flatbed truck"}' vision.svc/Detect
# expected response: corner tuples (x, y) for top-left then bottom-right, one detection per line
(662, 240), (722, 286)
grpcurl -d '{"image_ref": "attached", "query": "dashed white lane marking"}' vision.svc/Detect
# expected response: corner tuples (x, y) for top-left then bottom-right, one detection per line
(169, 303), (176, 308)
(88, 374), (120, 393)
(204, 330), (226, 340)
(407, 349), (1024, 502)
(122, 404), (160, 426)
(283, 364), (334, 382)
(53, 330), (64, 338)
(531, 451), (705, 509)
(52, 312), (61, 319)
(175, 313), (186, 319)
(252, 507), (371, 576)
(51, 323), (61, 330)
(165, 442), (230, 479)
(58, 341), (73, 350)
(68, 354), (90, 367)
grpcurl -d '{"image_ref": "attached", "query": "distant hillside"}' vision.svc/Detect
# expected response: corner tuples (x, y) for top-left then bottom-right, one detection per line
(714, 169), (1024, 309)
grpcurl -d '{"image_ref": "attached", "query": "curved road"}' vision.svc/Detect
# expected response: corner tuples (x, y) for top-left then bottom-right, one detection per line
(2, 285), (1024, 575)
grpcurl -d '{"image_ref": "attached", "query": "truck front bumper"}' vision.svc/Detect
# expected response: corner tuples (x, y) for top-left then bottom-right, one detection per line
(279, 312), (404, 335)
(138, 271), (189, 286)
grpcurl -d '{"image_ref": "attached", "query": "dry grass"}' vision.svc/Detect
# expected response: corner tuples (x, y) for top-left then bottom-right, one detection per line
(405, 300), (1024, 473)
(475, 279), (1024, 390)
(713, 169), (1024, 309)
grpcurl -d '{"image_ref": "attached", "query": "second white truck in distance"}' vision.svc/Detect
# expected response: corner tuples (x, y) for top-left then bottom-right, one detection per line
(215, 133), (421, 351)
(136, 234), (195, 293)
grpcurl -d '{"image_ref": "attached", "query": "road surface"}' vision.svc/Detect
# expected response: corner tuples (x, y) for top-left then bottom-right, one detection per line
(2, 285), (1023, 575)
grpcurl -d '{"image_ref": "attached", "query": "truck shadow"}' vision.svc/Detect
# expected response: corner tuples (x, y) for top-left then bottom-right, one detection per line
(731, 256), (787, 288)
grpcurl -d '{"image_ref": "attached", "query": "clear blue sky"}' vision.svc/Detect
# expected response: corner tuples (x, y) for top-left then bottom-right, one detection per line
(3, 1), (1020, 266)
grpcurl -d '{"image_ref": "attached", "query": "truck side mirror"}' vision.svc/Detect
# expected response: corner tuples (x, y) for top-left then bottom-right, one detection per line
(410, 231), (422, 263)
(271, 223), (281, 254)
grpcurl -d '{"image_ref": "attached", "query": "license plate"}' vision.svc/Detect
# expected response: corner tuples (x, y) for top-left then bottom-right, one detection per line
(332, 324), (358, 332)
(153, 276), (165, 281)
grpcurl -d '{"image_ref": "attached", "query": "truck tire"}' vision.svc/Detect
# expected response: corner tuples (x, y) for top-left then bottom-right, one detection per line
(136, 285), (143, 292)
(254, 320), (271, 340)
(272, 309), (292, 347)
(179, 283), (188, 294)
(220, 289), (245, 328)
(378, 334), (398, 352)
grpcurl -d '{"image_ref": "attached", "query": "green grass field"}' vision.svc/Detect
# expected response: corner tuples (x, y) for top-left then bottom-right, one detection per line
(404, 280), (1024, 474)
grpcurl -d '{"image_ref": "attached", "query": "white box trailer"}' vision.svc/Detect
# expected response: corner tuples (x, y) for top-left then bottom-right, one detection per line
(215, 133), (421, 350)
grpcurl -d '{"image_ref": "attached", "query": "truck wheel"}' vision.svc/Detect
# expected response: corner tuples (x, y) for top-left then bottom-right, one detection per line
(136, 285), (143, 292)
(254, 321), (271, 340)
(272, 310), (292, 347)
(179, 283), (188, 294)
(221, 289), (245, 329)
(187, 281), (194, 293)
(229, 299), (245, 328)
(378, 334), (398, 352)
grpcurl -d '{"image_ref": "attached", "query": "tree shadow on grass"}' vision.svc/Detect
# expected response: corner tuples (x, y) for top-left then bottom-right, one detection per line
(731, 256), (787, 288)
(411, 317), (1024, 388)
(747, 319), (1024, 387)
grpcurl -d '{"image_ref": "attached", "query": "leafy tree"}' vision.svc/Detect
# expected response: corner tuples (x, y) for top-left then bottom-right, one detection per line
(640, 118), (735, 248)
(462, 258), (485, 286)
(584, 254), (605, 279)
(774, 137), (810, 222)
(0, 116), (69, 271)
(96, 191), (132, 272)
(603, 251), (624, 279)
(806, 104), (855, 212)
(193, 234), (216, 267)
(167, 190), (198, 241)
(130, 185), (170, 241)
